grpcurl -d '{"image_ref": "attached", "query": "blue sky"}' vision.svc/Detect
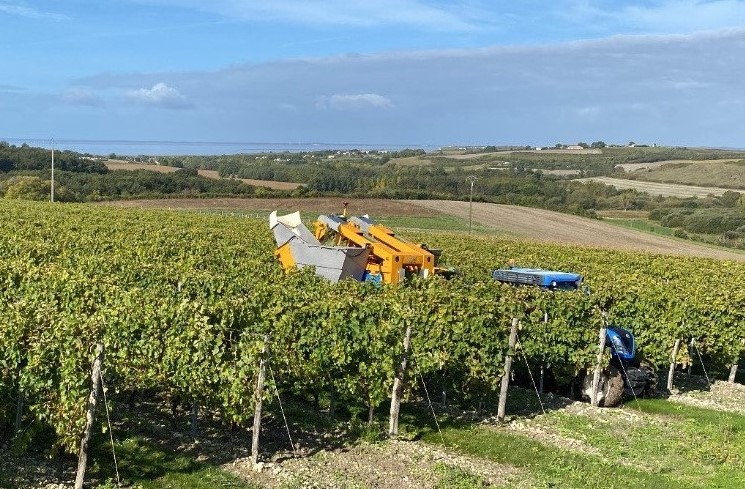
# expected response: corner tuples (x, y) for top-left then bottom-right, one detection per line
(2, 1), (745, 152)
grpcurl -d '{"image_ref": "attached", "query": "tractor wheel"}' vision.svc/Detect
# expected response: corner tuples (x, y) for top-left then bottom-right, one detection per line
(641, 362), (658, 397)
(579, 366), (625, 407)
(599, 366), (625, 407)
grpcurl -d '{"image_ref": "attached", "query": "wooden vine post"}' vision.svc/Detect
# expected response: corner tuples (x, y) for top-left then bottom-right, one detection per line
(389, 324), (413, 438)
(590, 311), (608, 407)
(497, 317), (519, 422)
(15, 392), (23, 434)
(74, 343), (105, 489)
(251, 335), (270, 466)
(191, 400), (199, 439)
(540, 311), (548, 394)
(729, 355), (740, 383)
(667, 338), (682, 391)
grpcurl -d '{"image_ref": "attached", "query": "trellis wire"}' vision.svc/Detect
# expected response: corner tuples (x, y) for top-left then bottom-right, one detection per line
(410, 341), (445, 445)
(99, 371), (121, 486)
(690, 338), (713, 389)
(269, 365), (297, 457)
(515, 333), (546, 416)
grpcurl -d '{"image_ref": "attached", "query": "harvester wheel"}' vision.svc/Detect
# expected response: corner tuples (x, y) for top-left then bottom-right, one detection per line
(599, 366), (625, 407)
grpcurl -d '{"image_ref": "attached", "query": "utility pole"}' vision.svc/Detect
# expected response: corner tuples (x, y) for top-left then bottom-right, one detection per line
(467, 175), (477, 235)
(50, 138), (55, 202)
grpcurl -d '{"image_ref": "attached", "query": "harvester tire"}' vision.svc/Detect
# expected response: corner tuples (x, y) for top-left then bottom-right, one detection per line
(599, 366), (625, 408)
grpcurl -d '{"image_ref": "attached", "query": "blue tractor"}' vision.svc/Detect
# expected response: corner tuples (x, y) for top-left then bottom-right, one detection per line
(493, 266), (657, 407)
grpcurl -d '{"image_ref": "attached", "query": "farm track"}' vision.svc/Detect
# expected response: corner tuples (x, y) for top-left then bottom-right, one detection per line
(406, 200), (745, 261)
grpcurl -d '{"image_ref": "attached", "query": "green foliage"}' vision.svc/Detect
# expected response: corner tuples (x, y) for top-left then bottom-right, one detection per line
(0, 201), (743, 457)
(0, 142), (107, 173)
(1, 176), (50, 200)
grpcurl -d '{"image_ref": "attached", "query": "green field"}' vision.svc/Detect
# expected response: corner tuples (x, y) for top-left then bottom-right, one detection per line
(602, 217), (678, 237)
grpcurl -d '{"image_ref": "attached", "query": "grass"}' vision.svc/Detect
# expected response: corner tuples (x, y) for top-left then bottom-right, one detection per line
(89, 436), (259, 489)
(602, 217), (677, 237)
(433, 462), (490, 488)
(376, 214), (494, 233)
(400, 391), (745, 489)
(7, 389), (745, 488)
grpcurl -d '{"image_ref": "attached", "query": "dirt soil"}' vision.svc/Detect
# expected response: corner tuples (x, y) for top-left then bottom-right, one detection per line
(6, 377), (745, 488)
(669, 377), (745, 415)
(406, 200), (745, 261)
(229, 439), (522, 488)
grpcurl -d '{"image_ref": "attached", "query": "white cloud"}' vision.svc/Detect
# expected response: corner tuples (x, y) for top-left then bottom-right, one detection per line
(554, 0), (745, 35)
(317, 93), (394, 110)
(624, 0), (745, 33)
(0, 1), (66, 20)
(63, 87), (103, 107)
(125, 82), (192, 109)
(64, 29), (745, 146)
(133, 0), (478, 31)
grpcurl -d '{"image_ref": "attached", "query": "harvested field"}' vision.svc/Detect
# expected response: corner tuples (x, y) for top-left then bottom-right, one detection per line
(406, 200), (745, 261)
(196, 169), (303, 190)
(616, 159), (738, 172)
(104, 160), (304, 190)
(575, 176), (731, 197)
(439, 149), (602, 160)
(105, 159), (176, 173)
(535, 169), (581, 176)
(620, 160), (745, 189)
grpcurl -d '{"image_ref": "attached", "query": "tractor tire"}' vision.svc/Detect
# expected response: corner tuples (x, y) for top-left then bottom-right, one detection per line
(641, 362), (658, 397)
(599, 366), (625, 408)
(579, 366), (625, 407)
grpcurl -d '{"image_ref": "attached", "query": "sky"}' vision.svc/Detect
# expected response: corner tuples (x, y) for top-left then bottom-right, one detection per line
(2, 1), (745, 153)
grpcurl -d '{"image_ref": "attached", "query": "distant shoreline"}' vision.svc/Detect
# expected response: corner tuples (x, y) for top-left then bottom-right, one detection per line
(0, 138), (437, 156)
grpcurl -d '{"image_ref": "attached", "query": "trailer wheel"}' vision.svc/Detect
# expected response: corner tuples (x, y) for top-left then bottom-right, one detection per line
(599, 366), (625, 407)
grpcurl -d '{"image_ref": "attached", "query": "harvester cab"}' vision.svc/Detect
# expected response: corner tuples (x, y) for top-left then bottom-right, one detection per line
(493, 264), (657, 407)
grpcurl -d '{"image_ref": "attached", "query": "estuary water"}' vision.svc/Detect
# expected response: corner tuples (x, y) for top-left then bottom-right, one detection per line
(1, 138), (435, 156)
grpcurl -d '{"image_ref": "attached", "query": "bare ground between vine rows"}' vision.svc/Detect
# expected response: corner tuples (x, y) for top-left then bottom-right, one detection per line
(6, 375), (745, 488)
(227, 439), (524, 488)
